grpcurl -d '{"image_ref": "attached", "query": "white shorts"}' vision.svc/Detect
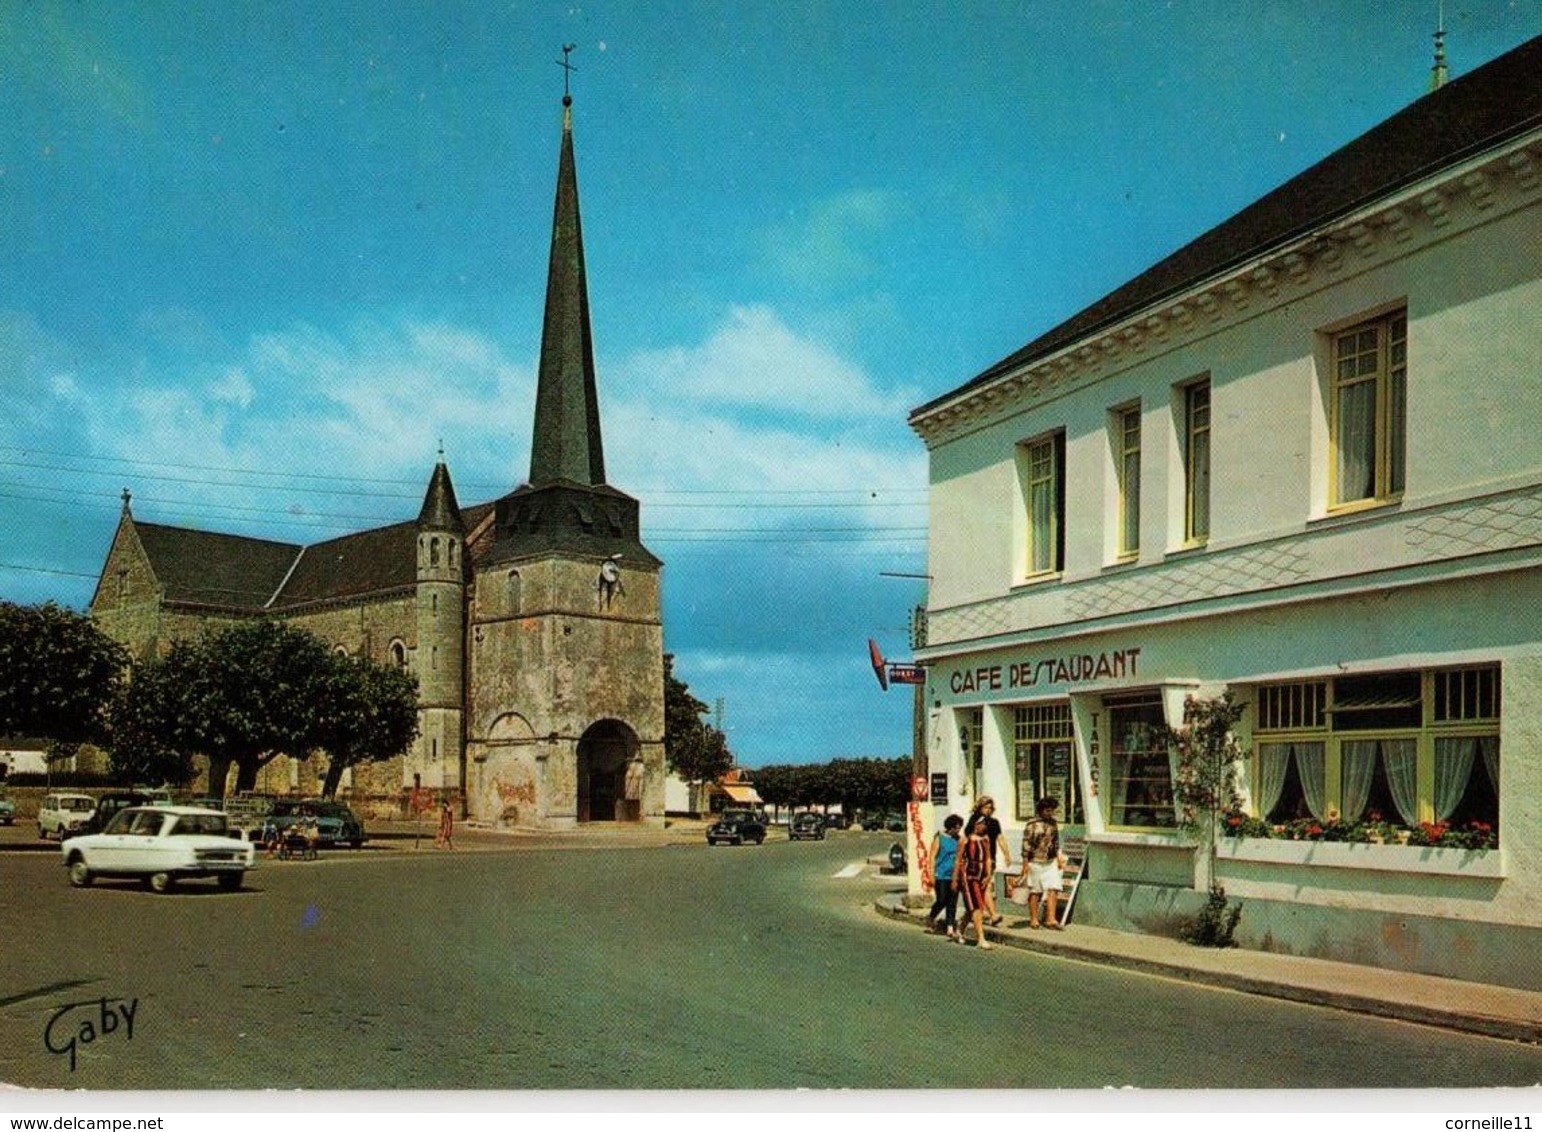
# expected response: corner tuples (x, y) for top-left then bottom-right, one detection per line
(1027, 859), (1063, 893)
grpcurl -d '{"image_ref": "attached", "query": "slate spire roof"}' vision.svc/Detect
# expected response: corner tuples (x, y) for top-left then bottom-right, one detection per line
(913, 33), (1542, 420)
(417, 452), (465, 533)
(528, 96), (606, 489)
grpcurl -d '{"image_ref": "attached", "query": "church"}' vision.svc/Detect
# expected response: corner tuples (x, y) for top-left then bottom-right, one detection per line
(88, 90), (667, 829)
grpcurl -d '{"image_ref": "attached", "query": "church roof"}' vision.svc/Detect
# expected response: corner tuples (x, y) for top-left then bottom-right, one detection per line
(912, 33), (1542, 419)
(271, 522), (418, 609)
(417, 458), (465, 533)
(132, 523), (301, 610)
(528, 99), (606, 489)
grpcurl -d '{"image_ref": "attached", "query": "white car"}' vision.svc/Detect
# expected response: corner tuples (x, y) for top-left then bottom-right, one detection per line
(37, 792), (96, 840)
(62, 806), (256, 893)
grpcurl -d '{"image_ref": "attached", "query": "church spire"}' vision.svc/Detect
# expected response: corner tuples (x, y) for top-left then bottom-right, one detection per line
(417, 446), (465, 533)
(528, 47), (606, 489)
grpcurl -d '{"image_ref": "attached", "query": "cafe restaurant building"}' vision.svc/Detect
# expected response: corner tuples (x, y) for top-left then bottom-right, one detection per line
(907, 38), (1542, 990)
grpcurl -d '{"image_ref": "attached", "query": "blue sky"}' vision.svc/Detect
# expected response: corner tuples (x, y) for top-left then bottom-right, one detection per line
(2, 2), (1537, 767)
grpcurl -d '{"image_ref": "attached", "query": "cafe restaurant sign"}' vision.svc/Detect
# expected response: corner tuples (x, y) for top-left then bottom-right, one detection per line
(948, 647), (1142, 695)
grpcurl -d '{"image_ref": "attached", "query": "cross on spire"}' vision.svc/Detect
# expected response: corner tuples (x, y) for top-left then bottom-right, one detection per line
(557, 43), (577, 106)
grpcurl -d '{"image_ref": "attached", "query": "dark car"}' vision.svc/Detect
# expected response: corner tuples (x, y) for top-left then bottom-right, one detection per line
(788, 812), (825, 841)
(64, 791), (156, 839)
(822, 812), (851, 830)
(706, 810), (766, 846)
(860, 813), (883, 831)
(884, 812), (907, 833)
(268, 799), (367, 848)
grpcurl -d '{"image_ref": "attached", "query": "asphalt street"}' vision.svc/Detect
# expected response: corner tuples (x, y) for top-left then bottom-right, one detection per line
(2, 828), (1539, 1090)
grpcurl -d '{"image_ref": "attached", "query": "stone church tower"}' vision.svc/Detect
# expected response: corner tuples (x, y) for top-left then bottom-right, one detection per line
(461, 92), (666, 828)
(88, 90), (666, 826)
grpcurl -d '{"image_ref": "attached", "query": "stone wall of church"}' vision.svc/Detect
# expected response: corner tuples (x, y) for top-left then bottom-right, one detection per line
(467, 554), (665, 827)
(285, 593), (417, 667)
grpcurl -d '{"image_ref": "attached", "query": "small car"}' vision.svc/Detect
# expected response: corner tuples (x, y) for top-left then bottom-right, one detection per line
(706, 810), (766, 846)
(37, 793), (96, 840)
(0, 792), (15, 825)
(822, 812), (851, 830)
(303, 800), (367, 848)
(884, 812), (907, 833)
(860, 813), (883, 831)
(788, 813), (826, 841)
(65, 790), (157, 839)
(62, 805), (256, 893)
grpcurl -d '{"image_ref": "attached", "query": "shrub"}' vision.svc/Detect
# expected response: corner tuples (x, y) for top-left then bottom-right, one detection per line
(1180, 883), (1242, 948)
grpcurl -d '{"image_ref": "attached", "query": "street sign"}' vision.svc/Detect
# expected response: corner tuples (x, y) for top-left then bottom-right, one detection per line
(911, 775), (927, 802)
(888, 664), (926, 685)
(930, 772), (948, 805)
(867, 638), (889, 691)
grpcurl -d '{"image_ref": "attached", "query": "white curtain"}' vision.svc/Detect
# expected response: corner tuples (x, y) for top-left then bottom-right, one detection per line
(1433, 736), (1480, 822)
(1337, 380), (1376, 502)
(1339, 740), (1380, 822)
(1480, 735), (1499, 791)
(1382, 739), (1419, 826)
(1296, 742), (1327, 821)
(1253, 743), (1290, 819)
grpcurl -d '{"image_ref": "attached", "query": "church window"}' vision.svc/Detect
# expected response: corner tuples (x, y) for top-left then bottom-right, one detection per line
(117, 570), (129, 598)
(448, 540), (457, 568)
(390, 640), (407, 667)
(508, 568), (522, 613)
(432, 592), (438, 614)
(430, 537), (441, 566)
(431, 646), (438, 670)
(431, 738), (439, 761)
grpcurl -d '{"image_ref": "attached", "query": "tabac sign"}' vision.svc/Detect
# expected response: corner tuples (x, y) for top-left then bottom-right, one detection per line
(946, 647), (1143, 696)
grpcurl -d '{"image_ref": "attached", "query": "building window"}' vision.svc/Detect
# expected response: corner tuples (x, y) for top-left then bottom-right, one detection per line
(1013, 703), (1080, 824)
(1115, 404), (1141, 559)
(1251, 665), (1498, 836)
(1020, 432), (1065, 577)
(960, 707), (984, 799)
(1331, 309), (1406, 507)
(1106, 694), (1174, 828)
(1183, 381), (1210, 544)
(430, 537), (441, 566)
(389, 640), (407, 667)
(448, 540), (457, 569)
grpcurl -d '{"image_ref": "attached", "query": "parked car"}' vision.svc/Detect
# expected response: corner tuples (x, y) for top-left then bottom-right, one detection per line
(860, 813), (883, 831)
(61, 805), (256, 893)
(706, 810), (767, 846)
(788, 812), (826, 841)
(0, 792), (15, 825)
(65, 790), (157, 839)
(822, 812), (851, 830)
(37, 793), (96, 840)
(884, 812), (907, 833)
(302, 800), (366, 848)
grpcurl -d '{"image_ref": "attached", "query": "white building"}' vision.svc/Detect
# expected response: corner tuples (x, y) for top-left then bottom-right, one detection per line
(909, 36), (1542, 990)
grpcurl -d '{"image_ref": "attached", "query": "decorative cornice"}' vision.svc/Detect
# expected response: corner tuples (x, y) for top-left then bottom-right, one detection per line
(911, 134), (1542, 450)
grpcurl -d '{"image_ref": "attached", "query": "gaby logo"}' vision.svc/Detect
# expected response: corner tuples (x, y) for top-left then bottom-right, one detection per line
(44, 996), (138, 1072)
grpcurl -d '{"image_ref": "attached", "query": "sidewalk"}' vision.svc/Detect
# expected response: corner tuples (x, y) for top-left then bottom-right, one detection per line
(875, 891), (1542, 1044)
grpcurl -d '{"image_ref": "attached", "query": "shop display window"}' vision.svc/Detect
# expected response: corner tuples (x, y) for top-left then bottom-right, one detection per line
(1106, 695), (1175, 828)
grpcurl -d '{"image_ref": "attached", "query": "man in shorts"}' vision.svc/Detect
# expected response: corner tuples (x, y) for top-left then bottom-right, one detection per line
(1020, 796), (1066, 929)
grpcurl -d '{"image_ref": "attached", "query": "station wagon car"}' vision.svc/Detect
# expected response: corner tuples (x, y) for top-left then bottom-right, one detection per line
(62, 806), (256, 893)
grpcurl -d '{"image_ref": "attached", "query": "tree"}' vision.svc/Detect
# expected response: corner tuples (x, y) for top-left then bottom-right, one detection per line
(0, 601), (127, 768)
(312, 655), (420, 799)
(1160, 693), (1249, 946)
(107, 640), (201, 786)
(662, 653), (733, 791)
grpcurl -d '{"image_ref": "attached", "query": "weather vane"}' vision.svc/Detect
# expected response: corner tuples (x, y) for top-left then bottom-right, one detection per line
(557, 43), (577, 104)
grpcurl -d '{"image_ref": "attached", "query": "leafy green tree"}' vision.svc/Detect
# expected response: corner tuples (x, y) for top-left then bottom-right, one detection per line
(107, 640), (201, 786)
(663, 653), (733, 792)
(313, 655), (420, 799)
(0, 601), (127, 769)
(1160, 693), (1250, 946)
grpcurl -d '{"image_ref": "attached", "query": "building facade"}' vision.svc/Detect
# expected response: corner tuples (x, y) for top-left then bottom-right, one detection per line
(89, 95), (667, 828)
(909, 37), (1542, 989)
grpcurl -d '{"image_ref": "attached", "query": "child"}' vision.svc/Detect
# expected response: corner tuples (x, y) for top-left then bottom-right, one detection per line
(924, 814), (965, 941)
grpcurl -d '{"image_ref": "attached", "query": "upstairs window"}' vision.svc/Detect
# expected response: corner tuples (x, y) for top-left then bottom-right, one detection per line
(1183, 381), (1210, 544)
(1331, 309), (1406, 508)
(1020, 432), (1065, 578)
(1115, 404), (1141, 559)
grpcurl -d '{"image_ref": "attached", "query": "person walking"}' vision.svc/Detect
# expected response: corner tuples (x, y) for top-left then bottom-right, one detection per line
(435, 798), (455, 850)
(1019, 796), (1066, 929)
(924, 814), (965, 941)
(957, 816), (995, 950)
(963, 796), (1011, 926)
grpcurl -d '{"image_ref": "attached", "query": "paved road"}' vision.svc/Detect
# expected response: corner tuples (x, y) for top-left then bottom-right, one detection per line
(2, 830), (1539, 1090)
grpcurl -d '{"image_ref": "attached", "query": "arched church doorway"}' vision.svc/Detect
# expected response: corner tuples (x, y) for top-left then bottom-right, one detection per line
(577, 719), (641, 822)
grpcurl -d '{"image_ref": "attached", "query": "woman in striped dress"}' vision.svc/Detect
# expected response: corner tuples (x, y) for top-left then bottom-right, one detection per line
(957, 820), (995, 950)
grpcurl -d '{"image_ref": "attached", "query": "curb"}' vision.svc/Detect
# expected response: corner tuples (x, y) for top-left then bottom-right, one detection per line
(874, 898), (1542, 1045)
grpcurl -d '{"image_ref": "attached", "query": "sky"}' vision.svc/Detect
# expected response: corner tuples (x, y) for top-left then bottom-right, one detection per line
(2, 1), (1538, 768)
